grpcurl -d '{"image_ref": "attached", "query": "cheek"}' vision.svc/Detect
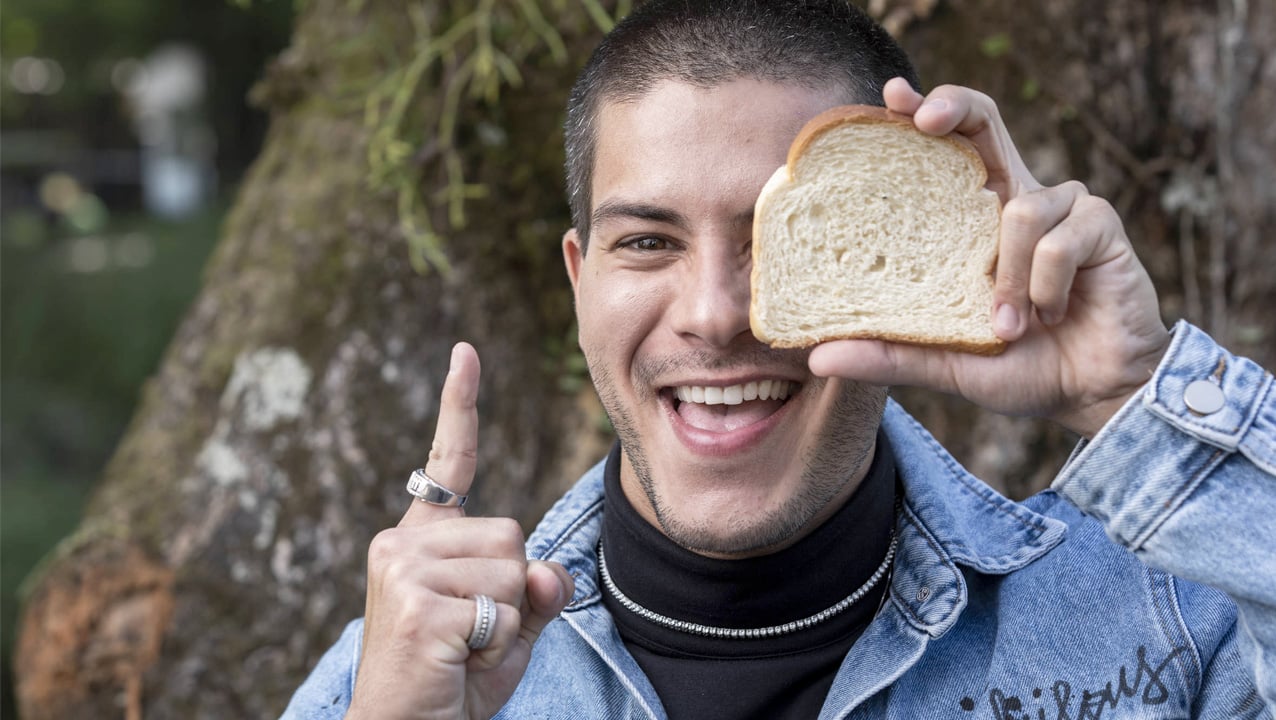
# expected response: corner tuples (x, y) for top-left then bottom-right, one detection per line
(577, 273), (666, 363)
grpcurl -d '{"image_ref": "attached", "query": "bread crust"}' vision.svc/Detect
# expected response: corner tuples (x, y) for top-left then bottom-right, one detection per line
(764, 331), (1007, 356)
(753, 104), (1006, 355)
(748, 164), (791, 349)
(785, 105), (988, 186)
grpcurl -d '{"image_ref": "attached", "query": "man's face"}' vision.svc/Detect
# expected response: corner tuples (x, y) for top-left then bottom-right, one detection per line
(564, 79), (887, 557)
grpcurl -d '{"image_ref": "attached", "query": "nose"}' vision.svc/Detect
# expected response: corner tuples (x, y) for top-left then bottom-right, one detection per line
(669, 242), (753, 348)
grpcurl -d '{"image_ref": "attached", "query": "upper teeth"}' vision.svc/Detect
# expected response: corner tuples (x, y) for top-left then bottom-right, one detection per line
(674, 380), (794, 406)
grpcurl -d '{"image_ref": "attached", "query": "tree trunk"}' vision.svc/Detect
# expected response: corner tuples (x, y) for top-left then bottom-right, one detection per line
(15, 1), (1273, 717)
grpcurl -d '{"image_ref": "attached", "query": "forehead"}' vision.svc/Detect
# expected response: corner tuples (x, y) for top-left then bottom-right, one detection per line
(591, 79), (842, 218)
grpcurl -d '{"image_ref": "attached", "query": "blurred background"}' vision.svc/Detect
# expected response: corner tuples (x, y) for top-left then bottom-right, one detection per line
(4, 0), (1273, 716)
(1, 0), (294, 713)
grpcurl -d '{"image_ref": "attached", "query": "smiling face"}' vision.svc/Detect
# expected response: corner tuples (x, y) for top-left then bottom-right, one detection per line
(564, 79), (888, 558)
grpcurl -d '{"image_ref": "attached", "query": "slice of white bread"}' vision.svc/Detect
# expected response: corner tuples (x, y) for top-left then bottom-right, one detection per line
(751, 105), (1005, 354)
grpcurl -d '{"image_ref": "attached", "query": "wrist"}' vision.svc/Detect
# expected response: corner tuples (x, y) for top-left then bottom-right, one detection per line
(1057, 325), (1172, 439)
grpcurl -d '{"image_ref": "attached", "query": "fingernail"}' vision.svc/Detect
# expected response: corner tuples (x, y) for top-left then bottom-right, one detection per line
(449, 343), (462, 373)
(994, 303), (1019, 335)
(923, 98), (948, 112)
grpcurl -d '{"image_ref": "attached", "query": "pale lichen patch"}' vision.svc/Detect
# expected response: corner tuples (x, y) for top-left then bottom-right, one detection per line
(222, 348), (313, 432)
(196, 432), (249, 487)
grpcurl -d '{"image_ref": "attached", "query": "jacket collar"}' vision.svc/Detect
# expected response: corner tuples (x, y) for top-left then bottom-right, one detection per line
(881, 399), (1066, 638)
(525, 467), (607, 608)
(528, 400), (1068, 626)
(883, 400), (1067, 575)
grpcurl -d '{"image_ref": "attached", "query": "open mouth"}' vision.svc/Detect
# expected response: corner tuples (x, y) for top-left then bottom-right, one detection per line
(666, 380), (798, 433)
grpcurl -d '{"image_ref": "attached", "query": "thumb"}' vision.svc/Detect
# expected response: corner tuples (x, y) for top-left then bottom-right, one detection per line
(519, 560), (575, 645)
(809, 339), (956, 390)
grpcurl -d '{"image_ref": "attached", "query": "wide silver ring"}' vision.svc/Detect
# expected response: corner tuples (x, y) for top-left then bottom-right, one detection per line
(468, 594), (497, 650)
(406, 469), (467, 507)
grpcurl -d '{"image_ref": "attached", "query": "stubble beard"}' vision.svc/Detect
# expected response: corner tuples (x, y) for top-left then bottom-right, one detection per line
(588, 350), (888, 556)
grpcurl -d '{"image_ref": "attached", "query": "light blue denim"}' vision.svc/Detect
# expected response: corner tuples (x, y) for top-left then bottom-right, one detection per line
(282, 322), (1274, 718)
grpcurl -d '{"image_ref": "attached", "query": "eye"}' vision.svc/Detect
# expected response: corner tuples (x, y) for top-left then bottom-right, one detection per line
(622, 235), (671, 251)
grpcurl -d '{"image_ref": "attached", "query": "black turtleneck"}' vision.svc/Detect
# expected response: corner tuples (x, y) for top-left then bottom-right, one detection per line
(599, 433), (898, 720)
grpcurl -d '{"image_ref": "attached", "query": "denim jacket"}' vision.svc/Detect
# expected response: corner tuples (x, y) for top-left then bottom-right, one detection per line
(282, 322), (1275, 718)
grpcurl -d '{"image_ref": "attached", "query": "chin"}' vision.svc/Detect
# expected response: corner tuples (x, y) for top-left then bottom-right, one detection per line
(649, 484), (831, 557)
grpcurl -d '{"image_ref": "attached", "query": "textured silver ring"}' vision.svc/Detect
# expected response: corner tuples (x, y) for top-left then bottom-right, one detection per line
(467, 594), (497, 650)
(406, 469), (467, 507)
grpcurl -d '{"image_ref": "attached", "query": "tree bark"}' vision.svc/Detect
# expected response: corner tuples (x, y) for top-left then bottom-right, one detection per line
(15, 1), (1274, 717)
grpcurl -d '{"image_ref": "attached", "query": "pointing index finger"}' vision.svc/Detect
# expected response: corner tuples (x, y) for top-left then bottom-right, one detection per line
(400, 342), (481, 527)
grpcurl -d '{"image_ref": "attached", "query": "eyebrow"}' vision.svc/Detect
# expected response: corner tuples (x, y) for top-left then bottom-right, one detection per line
(591, 200), (689, 232)
(590, 200), (755, 232)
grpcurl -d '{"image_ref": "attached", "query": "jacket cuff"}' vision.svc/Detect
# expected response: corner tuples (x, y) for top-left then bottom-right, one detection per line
(1052, 320), (1276, 549)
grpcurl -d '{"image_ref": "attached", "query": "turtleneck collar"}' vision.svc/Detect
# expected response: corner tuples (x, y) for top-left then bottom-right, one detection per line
(600, 431), (897, 656)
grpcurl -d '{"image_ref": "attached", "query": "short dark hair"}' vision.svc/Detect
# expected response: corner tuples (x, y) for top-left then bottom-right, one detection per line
(563, 0), (921, 249)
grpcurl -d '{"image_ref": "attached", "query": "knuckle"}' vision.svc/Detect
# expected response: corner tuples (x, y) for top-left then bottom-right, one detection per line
(367, 529), (401, 566)
(379, 554), (414, 588)
(1002, 197), (1044, 232)
(393, 588), (447, 635)
(932, 83), (977, 103)
(1061, 179), (1090, 197)
(489, 518), (527, 556)
(429, 438), (478, 466)
(1080, 193), (1113, 217)
(493, 559), (530, 595)
(994, 257), (1028, 288)
(1035, 240), (1071, 268)
(997, 272), (1027, 293)
(370, 548), (422, 591)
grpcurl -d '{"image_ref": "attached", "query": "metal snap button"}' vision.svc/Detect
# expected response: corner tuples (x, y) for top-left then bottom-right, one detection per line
(1184, 379), (1225, 415)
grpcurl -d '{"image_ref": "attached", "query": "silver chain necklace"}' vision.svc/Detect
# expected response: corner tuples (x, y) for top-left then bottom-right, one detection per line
(597, 527), (898, 640)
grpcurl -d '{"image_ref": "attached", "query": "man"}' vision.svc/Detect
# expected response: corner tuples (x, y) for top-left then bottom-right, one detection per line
(284, 1), (1275, 717)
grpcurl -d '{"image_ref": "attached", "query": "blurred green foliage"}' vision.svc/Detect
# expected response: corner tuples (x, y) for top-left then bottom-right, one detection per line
(363, 0), (626, 276)
(0, 208), (226, 716)
(979, 32), (1012, 60)
(2, 0), (293, 715)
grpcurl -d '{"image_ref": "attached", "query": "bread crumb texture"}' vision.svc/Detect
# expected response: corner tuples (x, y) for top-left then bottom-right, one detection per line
(751, 109), (1004, 354)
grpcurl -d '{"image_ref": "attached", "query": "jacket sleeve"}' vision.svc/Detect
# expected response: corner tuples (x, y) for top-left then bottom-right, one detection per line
(278, 618), (362, 719)
(1052, 320), (1276, 710)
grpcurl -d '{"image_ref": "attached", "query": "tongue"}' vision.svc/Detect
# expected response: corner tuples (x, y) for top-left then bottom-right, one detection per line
(677, 398), (784, 432)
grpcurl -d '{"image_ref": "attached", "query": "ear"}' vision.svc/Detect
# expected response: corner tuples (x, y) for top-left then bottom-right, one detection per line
(562, 228), (584, 301)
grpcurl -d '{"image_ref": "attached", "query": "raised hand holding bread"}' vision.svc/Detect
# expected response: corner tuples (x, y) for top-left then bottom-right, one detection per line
(806, 79), (1170, 439)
